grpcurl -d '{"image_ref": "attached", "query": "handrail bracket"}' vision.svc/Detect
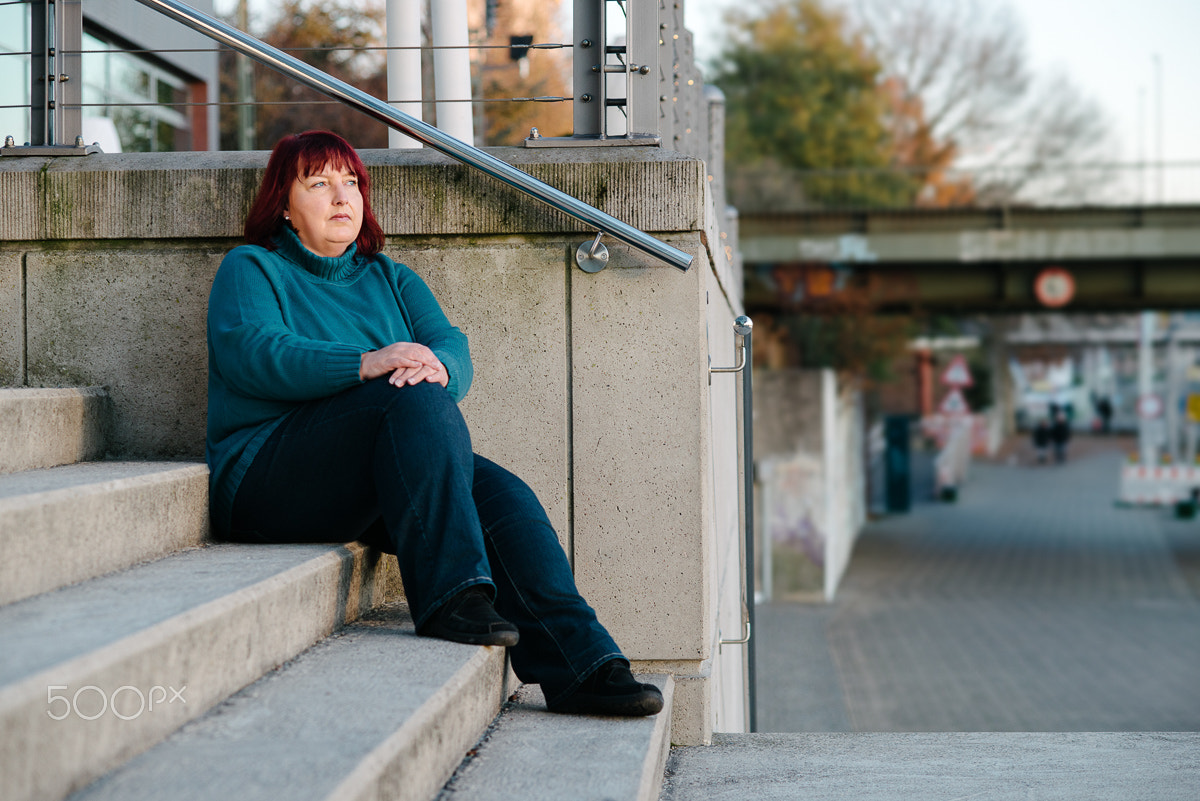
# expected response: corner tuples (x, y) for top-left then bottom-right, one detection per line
(575, 232), (610, 273)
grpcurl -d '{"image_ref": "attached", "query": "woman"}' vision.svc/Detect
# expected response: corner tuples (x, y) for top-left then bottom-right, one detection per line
(206, 130), (662, 717)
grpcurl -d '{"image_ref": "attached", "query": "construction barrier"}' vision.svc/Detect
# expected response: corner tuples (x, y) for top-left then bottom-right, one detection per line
(1116, 464), (1200, 505)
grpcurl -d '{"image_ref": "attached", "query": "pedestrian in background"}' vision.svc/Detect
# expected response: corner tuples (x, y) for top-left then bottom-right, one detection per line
(1050, 412), (1071, 463)
(1096, 396), (1113, 434)
(1032, 418), (1051, 464)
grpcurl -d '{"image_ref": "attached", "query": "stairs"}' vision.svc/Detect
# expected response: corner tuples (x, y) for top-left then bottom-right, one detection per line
(0, 387), (674, 801)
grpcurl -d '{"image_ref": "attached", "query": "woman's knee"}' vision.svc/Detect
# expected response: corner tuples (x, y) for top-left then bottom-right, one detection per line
(342, 377), (465, 437)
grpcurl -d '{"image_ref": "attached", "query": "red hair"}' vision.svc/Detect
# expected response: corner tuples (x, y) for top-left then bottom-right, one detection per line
(244, 130), (385, 257)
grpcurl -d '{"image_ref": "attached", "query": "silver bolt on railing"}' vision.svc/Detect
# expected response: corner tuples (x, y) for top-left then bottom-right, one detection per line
(711, 315), (757, 732)
(131, 0), (691, 272)
(526, 0), (660, 148)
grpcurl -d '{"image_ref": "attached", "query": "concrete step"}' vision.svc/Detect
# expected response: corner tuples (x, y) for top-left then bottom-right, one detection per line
(660, 732), (1200, 801)
(0, 388), (109, 474)
(439, 676), (674, 801)
(0, 541), (402, 801)
(65, 604), (511, 801)
(0, 461), (209, 605)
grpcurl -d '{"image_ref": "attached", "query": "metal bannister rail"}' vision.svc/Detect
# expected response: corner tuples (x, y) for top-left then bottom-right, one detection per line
(711, 315), (757, 732)
(14, 0), (691, 272)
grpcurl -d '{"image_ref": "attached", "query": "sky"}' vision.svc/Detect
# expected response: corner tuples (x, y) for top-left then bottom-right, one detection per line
(686, 0), (1200, 167)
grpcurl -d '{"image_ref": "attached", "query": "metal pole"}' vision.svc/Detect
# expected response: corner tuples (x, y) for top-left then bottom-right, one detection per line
(56, 0), (82, 147)
(430, 0), (474, 144)
(572, 0), (604, 136)
(236, 0), (255, 150)
(1167, 319), (1181, 464)
(741, 319), (757, 733)
(30, 0), (49, 145)
(1139, 311), (1157, 466)
(711, 315), (756, 732)
(132, 0), (692, 272)
(1154, 54), (1164, 203)
(386, 0), (423, 148)
(626, 0), (659, 136)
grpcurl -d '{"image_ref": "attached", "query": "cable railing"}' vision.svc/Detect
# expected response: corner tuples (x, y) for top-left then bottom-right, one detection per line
(0, 0), (694, 271)
(0, 0), (683, 148)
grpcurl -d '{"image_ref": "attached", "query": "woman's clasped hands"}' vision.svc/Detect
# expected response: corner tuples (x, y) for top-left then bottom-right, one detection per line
(359, 342), (448, 388)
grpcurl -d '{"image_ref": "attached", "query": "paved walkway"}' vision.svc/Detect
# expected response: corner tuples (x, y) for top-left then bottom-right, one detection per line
(755, 437), (1200, 732)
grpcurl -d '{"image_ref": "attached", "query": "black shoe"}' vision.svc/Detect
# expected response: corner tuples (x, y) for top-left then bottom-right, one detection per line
(547, 659), (664, 717)
(418, 586), (519, 647)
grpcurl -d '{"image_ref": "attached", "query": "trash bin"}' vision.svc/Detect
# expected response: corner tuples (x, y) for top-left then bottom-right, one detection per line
(885, 415), (911, 513)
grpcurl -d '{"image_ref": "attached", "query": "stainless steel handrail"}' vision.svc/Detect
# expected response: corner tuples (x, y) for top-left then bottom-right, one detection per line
(711, 315), (757, 732)
(132, 0), (693, 273)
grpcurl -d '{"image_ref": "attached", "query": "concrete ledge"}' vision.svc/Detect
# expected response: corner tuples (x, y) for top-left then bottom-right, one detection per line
(0, 148), (705, 242)
(0, 461), (209, 604)
(662, 732), (1200, 801)
(67, 605), (509, 801)
(442, 675), (675, 801)
(0, 542), (401, 801)
(0, 164), (41, 240)
(0, 388), (110, 474)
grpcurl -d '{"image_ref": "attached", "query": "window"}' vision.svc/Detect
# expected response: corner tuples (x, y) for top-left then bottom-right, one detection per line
(0, 4), (194, 152)
(0, 3), (31, 144)
(81, 30), (192, 152)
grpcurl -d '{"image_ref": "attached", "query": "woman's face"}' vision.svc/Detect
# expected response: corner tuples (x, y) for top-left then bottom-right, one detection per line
(285, 163), (364, 258)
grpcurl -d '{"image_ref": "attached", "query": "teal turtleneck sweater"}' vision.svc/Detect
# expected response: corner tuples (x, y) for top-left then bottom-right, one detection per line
(205, 227), (472, 534)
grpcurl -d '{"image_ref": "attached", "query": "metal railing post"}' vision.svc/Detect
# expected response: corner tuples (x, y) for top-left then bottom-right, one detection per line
(531, 0), (659, 147)
(128, 0), (691, 272)
(236, 0), (256, 151)
(625, 0), (659, 136)
(30, 0), (49, 146)
(712, 315), (757, 732)
(57, 0), (82, 147)
(572, 0), (604, 137)
(16, 0), (88, 154)
(742, 319), (756, 732)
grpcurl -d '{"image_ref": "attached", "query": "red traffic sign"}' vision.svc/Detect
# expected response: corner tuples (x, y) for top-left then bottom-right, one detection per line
(1034, 267), (1076, 308)
(940, 355), (974, 388)
(939, 388), (971, 416)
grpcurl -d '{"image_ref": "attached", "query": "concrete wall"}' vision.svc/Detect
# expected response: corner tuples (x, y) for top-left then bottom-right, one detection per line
(753, 368), (866, 602)
(0, 146), (743, 743)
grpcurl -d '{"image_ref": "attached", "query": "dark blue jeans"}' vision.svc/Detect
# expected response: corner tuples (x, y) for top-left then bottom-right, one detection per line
(228, 377), (622, 704)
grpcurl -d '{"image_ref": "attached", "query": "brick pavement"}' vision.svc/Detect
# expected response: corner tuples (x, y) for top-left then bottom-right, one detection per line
(756, 437), (1200, 732)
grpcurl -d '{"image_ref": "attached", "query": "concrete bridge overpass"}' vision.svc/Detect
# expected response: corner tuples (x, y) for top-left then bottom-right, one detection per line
(740, 205), (1200, 313)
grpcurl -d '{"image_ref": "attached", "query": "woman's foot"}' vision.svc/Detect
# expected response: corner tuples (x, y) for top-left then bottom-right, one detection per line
(547, 659), (664, 717)
(418, 586), (519, 647)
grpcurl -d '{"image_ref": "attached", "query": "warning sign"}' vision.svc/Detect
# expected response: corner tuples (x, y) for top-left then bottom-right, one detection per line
(940, 355), (974, 388)
(939, 388), (971, 416)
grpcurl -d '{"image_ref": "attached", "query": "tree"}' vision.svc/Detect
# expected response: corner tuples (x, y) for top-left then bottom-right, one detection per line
(712, 0), (920, 208)
(219, 0), (389, 150)
(839, 0), (1116, 202)
(476, 1), (572, 145)
(218, 0), (573, 150)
